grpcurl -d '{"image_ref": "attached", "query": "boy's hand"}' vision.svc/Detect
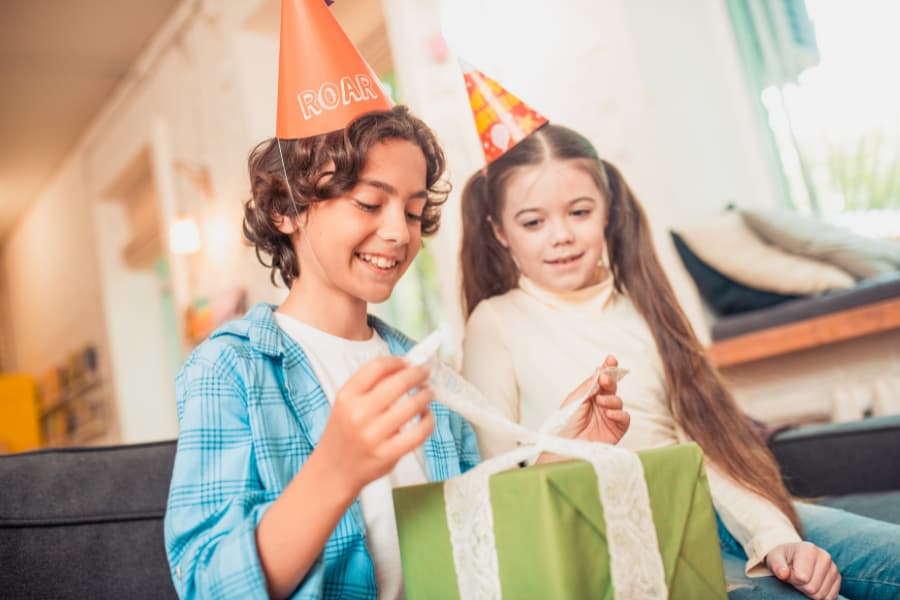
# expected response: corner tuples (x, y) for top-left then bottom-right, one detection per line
(317, 356), (434, 497)
(766, 542), (841, 600)
(558, 355), (630, 445)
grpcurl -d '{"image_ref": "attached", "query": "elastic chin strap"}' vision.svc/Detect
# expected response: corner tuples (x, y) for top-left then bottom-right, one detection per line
(276, 138), (328, 283)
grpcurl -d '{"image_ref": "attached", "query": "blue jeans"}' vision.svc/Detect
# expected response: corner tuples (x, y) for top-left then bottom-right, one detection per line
(718, 502), (900, 599)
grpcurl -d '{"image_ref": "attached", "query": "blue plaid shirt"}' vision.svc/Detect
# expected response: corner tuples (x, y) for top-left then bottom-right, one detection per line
(164, 303), (480, 599)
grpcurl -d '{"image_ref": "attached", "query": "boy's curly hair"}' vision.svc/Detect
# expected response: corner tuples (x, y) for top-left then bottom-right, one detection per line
(243, 106), (449, 288)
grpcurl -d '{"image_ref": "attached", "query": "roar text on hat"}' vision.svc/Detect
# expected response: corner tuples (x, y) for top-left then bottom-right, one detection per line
(296, 73), (382, 121)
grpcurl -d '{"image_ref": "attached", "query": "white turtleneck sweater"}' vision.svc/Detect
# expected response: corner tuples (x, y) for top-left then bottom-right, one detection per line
(461, 275), (801, 576)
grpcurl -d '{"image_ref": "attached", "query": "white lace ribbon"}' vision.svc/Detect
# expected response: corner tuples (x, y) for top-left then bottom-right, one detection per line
(429, 362), (667, 599)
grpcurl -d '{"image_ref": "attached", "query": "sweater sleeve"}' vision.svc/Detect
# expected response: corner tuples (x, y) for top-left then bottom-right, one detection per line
(461, 301), (521, 459)
(676, 427), (801, 576)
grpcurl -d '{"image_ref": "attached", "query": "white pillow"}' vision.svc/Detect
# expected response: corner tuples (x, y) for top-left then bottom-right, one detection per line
(741, 209), (900, 280)
(676, 212), (855, 295)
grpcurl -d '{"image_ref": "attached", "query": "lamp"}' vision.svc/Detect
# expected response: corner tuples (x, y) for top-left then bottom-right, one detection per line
(169, 216), (201, 255)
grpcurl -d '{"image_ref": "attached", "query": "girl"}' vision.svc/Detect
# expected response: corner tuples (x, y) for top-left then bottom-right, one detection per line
(459, 123), (900, 600)
(164, 107), (627, 600)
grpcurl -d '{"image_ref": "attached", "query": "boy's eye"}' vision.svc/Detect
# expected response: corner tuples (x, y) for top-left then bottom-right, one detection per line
(353, 199), (380, 212)
(406, 212), (424, 222)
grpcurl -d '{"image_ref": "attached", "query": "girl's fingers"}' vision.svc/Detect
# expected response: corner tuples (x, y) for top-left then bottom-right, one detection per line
(604, 409), (629, 423)
(825, 573), (841, 600)
(603, 354), (618, 367)
(597, 374), (615, 395)
(593, 394), (622, 410)
(814, 564), (839, 600)
(805, 552), (833, 595)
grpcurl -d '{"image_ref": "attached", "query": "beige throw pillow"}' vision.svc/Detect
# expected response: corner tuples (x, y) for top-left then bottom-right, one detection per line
(676, 212), (855, 295)
(741, 209), (900, 279)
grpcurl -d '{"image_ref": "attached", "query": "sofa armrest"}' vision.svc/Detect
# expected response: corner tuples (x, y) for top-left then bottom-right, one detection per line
(769, 415), (900, 497)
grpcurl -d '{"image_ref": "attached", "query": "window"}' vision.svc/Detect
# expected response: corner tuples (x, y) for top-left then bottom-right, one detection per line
(729, 0), (900, 236)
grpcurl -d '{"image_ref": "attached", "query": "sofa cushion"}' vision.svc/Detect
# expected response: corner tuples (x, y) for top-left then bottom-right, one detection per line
(742, 208), (900, 279)
(769, 415), (900, 498)
(0, 441), (178, 599)
(672, 231), (799, 315)
(674, 212), (855, 295)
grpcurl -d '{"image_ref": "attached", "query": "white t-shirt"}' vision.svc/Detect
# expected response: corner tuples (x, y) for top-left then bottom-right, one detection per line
(275, 312), (427, 600)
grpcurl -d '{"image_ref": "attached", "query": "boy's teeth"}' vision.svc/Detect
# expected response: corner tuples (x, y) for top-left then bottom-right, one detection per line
(359, 254), (398, 269)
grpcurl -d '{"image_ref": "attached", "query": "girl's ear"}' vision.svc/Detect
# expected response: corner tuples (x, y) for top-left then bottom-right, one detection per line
(487, 215), (509, 248)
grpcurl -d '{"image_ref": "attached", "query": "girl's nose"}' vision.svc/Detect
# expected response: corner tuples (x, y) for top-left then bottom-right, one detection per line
(550, 218), (575, 245)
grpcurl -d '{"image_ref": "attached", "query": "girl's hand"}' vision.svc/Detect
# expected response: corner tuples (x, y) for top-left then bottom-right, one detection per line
(316, 356), (435, 498)
(766, 542), (841, 600)
(558, 355), (630, 445)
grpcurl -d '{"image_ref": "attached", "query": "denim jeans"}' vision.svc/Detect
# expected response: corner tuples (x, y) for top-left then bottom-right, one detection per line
(718, 502), (900, 599)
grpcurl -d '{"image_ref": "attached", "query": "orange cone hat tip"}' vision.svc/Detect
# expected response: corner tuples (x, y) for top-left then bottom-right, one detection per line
(460, 59), (548, 165)
(275, 0), (392, 140)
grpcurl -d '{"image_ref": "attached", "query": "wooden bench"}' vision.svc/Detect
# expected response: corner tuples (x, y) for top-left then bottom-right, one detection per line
(707, 273), (900, 367)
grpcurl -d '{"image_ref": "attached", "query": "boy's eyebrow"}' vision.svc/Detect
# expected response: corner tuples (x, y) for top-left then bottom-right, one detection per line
(360, 178), (428, 200)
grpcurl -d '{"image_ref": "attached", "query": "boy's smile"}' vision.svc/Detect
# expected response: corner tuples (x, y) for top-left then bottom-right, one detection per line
(292, 139), (428, 322)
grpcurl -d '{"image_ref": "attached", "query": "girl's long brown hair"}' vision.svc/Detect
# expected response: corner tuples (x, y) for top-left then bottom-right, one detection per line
(460, 124), (800, 531)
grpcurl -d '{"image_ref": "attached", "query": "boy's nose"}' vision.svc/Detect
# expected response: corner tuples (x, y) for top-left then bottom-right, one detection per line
(376, 205), (410, 244)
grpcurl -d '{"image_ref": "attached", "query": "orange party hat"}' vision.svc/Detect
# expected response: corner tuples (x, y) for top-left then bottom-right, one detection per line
(460, 60), (548, 164)
(276, 0), (392, 139)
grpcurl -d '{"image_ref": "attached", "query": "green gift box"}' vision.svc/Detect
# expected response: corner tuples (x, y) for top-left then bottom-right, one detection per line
(393, 443), (727, 599)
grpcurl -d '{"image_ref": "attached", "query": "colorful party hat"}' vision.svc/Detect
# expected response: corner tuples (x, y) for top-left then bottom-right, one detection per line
(460, 60), (548, 164)
(275, 0), (392, 139)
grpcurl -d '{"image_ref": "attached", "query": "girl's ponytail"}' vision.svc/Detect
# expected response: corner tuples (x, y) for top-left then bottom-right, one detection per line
(460, 170), (518, 316)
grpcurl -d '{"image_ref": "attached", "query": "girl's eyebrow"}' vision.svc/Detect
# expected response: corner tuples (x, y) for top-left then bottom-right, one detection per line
(514, 196), (596, 219)
(514, 207), (542, 219)
(360, 178), (428, 200)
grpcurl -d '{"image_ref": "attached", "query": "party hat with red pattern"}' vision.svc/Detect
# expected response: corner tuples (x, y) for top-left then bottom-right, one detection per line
(460, 60), (548, 164)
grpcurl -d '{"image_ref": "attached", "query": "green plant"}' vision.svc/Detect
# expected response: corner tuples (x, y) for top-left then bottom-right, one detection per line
(825, 131), (900, 211)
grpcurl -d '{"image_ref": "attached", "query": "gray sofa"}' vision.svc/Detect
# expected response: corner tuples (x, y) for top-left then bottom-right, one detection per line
(2, 418), (899, 599)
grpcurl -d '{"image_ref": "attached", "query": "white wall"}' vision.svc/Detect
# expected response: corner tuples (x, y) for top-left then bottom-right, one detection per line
(0, 153), (120, 441)
(624, 0), (786, 224)
(0, 0), (282, 444)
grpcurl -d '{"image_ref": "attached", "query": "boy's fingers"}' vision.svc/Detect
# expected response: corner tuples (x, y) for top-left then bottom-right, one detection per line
(603, 354), (618, 367)
(368, 364), (431, 413)
(384, 409), (434, 457)
(342, 356), (408, 396)
(374, 386), (435, 439)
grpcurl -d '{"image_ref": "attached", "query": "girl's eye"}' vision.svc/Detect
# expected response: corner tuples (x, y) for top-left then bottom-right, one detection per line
(521, 219), (542, 229)
(571, 208), (592, 217)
